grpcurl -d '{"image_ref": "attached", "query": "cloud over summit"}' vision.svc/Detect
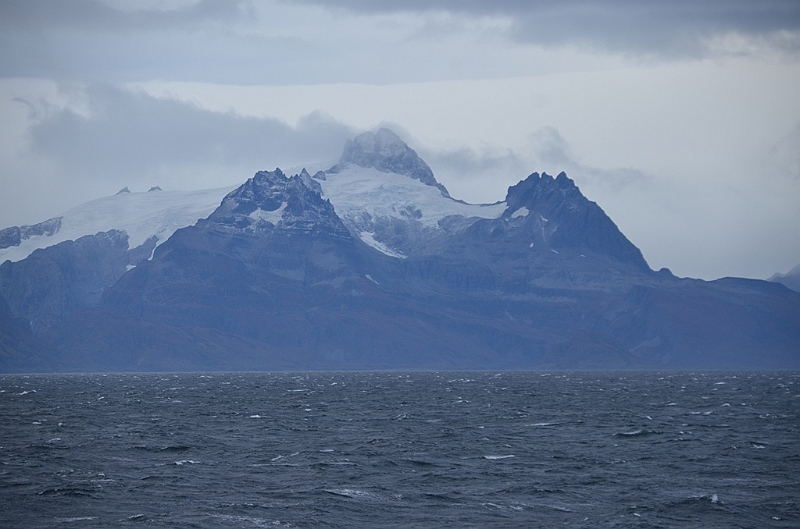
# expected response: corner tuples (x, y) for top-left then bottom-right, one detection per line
(294, 0), (800, 57)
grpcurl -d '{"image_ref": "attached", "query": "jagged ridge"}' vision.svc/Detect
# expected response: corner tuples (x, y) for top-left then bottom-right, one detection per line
(209, 169), (350, 238)
(502, 172), (650, 270)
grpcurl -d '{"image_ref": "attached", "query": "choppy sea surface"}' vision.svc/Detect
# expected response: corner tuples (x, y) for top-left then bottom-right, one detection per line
(1, 371), (798, 528)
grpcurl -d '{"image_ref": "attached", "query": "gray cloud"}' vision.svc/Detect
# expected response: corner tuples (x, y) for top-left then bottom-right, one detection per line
(5, 0), (795, 88)
(0, 84), (355, 227)
(765, 122), (800, 181)
(293, 0), (800, 57)
(422, 146), (530, 204)
(0, 0), (251, 31)
(420, 126), (651, 205)
(27, 84), (355, 185)
(0, 0), (266, 82)
(526, 127), (650, 190)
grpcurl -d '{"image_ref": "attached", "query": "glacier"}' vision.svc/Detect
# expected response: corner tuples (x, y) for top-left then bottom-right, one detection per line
(0, 185), (236, 264)
(319, 164), (506, 229)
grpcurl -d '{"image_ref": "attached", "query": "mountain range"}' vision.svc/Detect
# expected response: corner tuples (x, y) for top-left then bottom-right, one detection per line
(769, 264), (800, 294)
(1, 128), (799, 372)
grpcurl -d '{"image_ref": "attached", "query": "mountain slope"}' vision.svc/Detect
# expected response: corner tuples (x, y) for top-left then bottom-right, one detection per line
(0, 230), (152, 333)
(0, 293), (59, 373)
(0, 185), (235, 335)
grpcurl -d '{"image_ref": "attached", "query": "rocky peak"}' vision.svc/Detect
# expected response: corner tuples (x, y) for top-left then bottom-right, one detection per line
(504, 172), (583, 214)
(209, 169), (350, 238)
(504, 172), (650, 270)
(330, 128), (450, 197)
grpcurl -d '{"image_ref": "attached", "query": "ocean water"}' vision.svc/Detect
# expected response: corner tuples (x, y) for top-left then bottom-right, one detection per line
(0, 371), (798, 528)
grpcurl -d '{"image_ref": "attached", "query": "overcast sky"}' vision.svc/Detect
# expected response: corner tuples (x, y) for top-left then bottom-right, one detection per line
(1, 0), (799, 280)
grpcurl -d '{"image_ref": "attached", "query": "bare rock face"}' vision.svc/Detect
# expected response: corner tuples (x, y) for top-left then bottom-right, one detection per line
(501, 172), (649, 269)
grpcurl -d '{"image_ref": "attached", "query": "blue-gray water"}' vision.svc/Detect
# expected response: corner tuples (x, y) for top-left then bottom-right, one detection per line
(1, 371), (798, 528)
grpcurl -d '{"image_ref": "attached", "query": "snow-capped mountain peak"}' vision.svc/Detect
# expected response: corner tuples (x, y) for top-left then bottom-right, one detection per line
(329, 128), (450, 198)
(208, 168), (350, 238)
(297, 128), (507, 257)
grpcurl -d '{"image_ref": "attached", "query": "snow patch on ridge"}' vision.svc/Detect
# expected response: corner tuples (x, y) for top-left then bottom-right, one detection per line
(359, 231), (406, 259)
(511, 207), (530, 218)
(249, 203), (287, 225)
